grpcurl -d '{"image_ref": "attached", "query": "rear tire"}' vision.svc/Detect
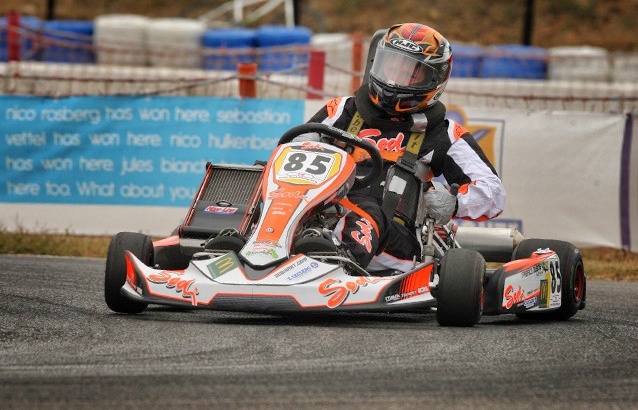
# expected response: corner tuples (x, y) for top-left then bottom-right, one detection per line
(104, 232), (152, 314)
(436, 248), (485, 327)
(512, 239), (586, 320)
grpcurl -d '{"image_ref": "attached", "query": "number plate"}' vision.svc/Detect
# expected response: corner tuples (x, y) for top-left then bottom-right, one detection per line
(274, 147), (341, 185)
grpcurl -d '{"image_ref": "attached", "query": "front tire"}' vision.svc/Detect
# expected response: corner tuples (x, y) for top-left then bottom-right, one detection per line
(436, 248), (485, 327)
(512, 239), (586, 320)
(104, 232), (152, 314)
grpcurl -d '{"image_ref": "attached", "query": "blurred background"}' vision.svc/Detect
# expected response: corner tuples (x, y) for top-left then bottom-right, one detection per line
(1, 0), (636, 50)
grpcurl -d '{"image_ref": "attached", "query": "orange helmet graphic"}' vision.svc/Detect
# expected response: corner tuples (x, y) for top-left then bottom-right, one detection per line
(368, 23), (453, 115)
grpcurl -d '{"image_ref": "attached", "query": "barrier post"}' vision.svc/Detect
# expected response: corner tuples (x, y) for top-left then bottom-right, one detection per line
(350, 32), (364, 94)
(7, 11), (21, 62)
(238, 62), (257, 98)
(307, 50), (325, 100)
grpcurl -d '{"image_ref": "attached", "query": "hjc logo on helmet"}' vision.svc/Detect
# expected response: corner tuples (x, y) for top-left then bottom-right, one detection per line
(389, 38), (423, 53)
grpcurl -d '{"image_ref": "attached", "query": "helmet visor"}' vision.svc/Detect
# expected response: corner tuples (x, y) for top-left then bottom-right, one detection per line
(370, 47), (440, 91)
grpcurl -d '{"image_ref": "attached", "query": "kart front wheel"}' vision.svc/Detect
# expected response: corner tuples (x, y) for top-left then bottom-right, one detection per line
(436, 248), (486, 327)
(512, 239), (586, 320)
(104, 232), (152, 314)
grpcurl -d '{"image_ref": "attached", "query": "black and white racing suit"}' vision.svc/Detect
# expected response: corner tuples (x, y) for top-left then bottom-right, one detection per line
(307, 85), (506, 272)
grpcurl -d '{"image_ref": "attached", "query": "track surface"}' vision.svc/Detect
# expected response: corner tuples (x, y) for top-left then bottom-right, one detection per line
(1, 254), (637, 409)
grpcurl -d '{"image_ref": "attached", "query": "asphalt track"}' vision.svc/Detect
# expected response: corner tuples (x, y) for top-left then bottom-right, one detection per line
(1, 254), (637, 410)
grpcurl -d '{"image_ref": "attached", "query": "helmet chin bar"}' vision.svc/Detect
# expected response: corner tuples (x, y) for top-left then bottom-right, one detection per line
(369, 78), (429, 115)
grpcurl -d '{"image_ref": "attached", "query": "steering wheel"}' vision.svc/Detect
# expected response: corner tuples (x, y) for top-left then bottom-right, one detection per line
(278, 123), (383, 188)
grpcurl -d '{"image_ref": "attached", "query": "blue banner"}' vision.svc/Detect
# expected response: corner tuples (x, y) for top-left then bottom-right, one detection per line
(1, 96), (304, 206)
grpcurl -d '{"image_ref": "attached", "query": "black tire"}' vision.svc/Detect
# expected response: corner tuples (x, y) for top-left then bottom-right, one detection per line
(512, 239), (586, 320)
(104, 232), (152, 314)
(436, 248), (485, 327)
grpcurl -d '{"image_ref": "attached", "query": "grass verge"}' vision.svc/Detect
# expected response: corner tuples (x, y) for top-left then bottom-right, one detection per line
(0, 228), (636, 281)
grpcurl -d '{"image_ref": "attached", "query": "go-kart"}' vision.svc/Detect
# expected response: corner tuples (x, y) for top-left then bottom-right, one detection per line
(104, 123), (586, 326)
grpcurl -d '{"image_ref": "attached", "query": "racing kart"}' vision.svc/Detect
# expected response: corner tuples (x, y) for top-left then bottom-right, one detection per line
(105, 123), (586, 326)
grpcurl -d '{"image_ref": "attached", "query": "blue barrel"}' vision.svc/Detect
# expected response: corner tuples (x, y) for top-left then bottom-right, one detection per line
(0, 16), (42, 61)
(255, 25), (312, 73)
(42, 20), (94, 63)
(202, 28), (257, 70)
(480, 44), (547, 79)
(451, 44), (483, 78)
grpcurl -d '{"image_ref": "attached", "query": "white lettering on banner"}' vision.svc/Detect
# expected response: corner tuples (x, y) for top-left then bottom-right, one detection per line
(216, 109), (290, 124)
(120, 183), (164, 199)
(170, 186), (197, 202)
(6, 182), (40, 195)
(105, 107), (133, 121)
(121, 157), (153, 176)
(126, 132), (162, 147)
(41, 158), (73, 171)
(40, 107), (101, 124)
(76, 181), (115, 197)
(53, 132), (81, 146)
(174, 107), (210, 122)
(88, 133), (120, 146)
(138, 108), (170, 121)
(45, 181), (71, 196)
(5, 157), (34, 171)
(169, 133), (201, 148)
(208, 133), (278, 150)
(79, 157), (114, 172)
(5, 107), (37, 121)
(160, 158), (206, 174)
(4, 132), (46, 146)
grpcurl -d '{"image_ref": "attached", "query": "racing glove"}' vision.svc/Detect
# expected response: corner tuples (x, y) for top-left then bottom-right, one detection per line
(424, 182), (458, 224)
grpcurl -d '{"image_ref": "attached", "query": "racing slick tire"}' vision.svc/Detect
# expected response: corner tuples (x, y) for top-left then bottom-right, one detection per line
(436, 248), (485, 327)
(105, 232), (152, 314)
(511, 239), (586, 321)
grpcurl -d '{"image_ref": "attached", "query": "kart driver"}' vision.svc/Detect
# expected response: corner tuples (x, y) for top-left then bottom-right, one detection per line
(301, 22), (506, 272)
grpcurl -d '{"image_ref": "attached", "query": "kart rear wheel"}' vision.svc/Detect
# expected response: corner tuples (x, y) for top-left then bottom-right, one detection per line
(436, 248), (485, 327)
(512, 239), (586, 320)
(105, 232), (152, 314)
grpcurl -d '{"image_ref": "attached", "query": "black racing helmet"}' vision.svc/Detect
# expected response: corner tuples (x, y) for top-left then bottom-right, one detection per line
(368, 23), (453, 115)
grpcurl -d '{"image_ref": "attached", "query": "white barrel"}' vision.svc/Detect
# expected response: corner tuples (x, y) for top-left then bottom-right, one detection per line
(146, 18), (206, 68)
(611, 52), (638, 83)
(548, 46), (611, 82)
(94, 14), (150, 66)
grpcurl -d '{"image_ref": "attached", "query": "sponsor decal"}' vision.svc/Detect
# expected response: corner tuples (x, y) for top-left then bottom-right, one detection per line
(521, 264), (543, 279)
(245, 248), (279, 259)
(252, 241), (280, 251)
(390, 38), (423, 53)
(524, 295), (538, 309)
(300, 141), (324, 151)
(385, 265), (432, 303)
(204, 205), (238, 214)
(268, 188), (308, 201)
(274, 256), (309, 278)
(287, 262), (319, 281)
(539, 279), (550, 308)
(148, 270), (199, 306)
(318, 276), (382, 308)
(207, 253), (239, 279)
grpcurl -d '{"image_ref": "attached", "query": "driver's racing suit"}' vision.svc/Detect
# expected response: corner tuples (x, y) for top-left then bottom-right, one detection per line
(307, 85), (506, 272)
